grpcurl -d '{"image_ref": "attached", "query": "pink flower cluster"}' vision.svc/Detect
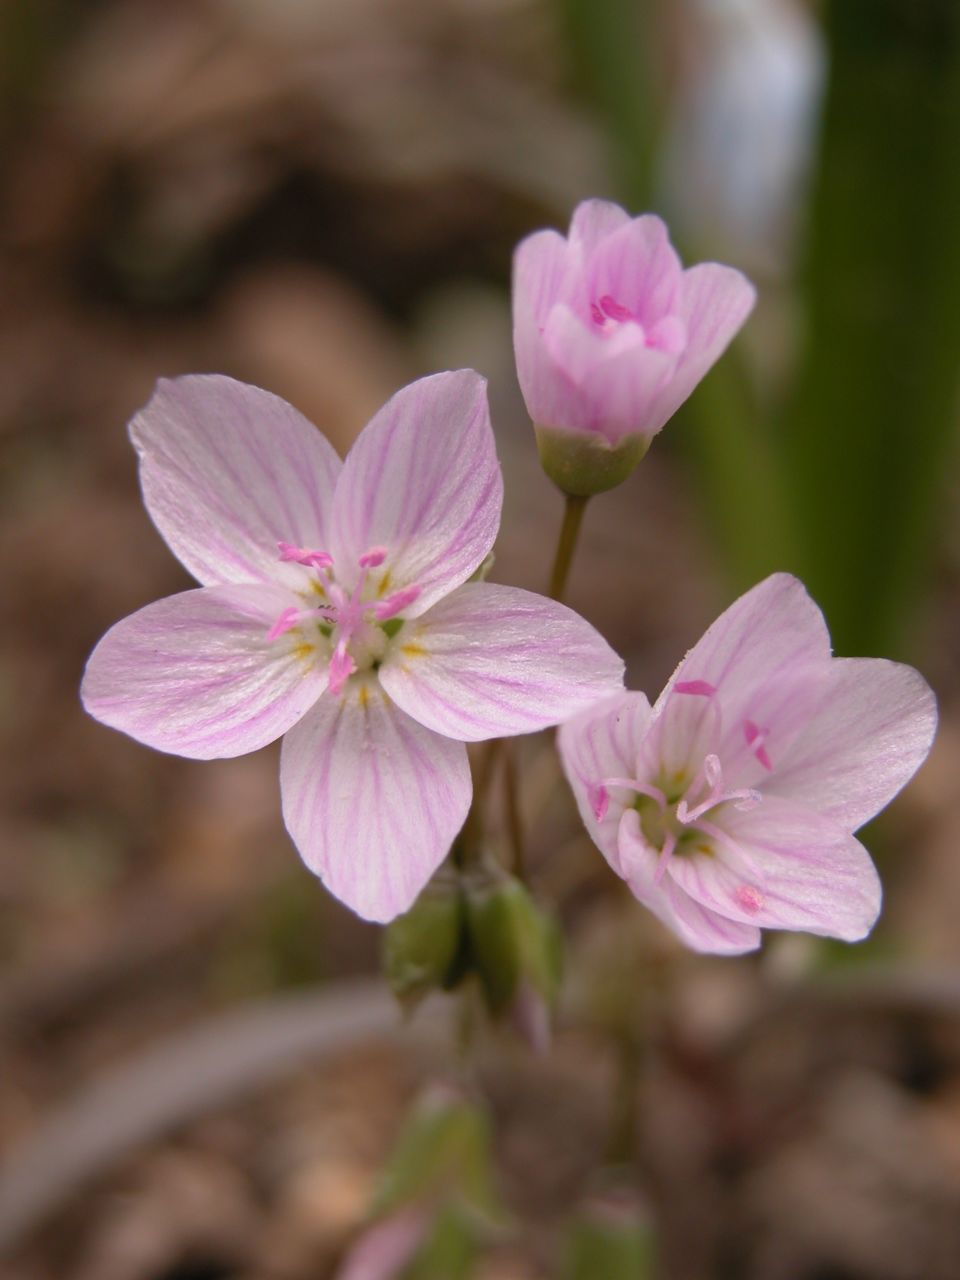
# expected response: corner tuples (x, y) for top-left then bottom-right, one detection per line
(82, 198), (937, 951)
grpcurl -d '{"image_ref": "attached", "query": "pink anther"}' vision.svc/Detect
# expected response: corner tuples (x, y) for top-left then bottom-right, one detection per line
(277, 541), (333, 570)
(744, 720), (773, 771)
(735, 884), (764, 915)
(675, 679), (717, 697)
(359, 547), (388, 569)
(374, 585), (421, 621)
(589, 784), (609, 823)
(598, 295), (633, 323)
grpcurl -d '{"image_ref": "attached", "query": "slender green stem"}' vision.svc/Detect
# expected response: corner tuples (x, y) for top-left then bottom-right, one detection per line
(501, 740), (526, 882)
(457, 739), (502, 864)
(548, 492), (589, 602)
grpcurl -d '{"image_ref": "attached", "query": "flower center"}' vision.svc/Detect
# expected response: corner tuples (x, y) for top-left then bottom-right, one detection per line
(588, 296), (689, 357)
(592, 754), (761, 882)
(267, 541), (421, 695)
(590, 294), (635, 330)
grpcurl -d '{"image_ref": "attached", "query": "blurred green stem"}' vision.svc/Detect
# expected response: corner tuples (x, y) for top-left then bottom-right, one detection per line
(501, 741), (526, 882)
(549, 493), (589, 601)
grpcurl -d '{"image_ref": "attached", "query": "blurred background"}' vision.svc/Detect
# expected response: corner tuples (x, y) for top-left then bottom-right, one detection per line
(1, 0), (959, 1276)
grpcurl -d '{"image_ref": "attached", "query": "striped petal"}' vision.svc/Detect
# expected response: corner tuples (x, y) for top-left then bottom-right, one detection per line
(280, 684), (471, 922)
(558, 690), (654, 877)
(379, 583), (625, 742)
(80, 583), (328, 759)
(131, 375), (342, 587)
(666, 796), (882, 943)
(329, 371), (502, 616)
(772, 657), (938, 831)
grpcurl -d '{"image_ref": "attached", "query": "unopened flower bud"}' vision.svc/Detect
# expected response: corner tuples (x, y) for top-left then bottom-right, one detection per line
(383, 865), (465, 1009)
(463, 867), (562, 1047)
(513, 199), (755, 495)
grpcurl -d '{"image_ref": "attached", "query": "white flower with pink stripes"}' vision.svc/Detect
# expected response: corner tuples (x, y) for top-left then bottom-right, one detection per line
(82, 370), (624, 921)
(560, 574), (936, 954)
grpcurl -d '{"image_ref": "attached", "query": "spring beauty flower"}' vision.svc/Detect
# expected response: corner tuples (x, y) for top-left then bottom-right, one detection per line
(513, 199), (756, 494)
(559, 574), (936, 954)
(82, 371), (624, 921)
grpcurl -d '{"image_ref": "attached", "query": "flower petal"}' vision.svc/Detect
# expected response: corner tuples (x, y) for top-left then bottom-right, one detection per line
(656, 574), (831, 727)
(558, 690), (654, 875)
(644, 262), (756, 432)
(619, 810), (761, 954)
(379, 583), (625, 742)
(579, 330), (680, 443)
(667, 795), (882, 942)
(81, 583), (328, 759)
(131, 375), (342, 587)
(584, 214), (684, 327)
(772, 657), (937, 830)
(543, 304), (650, 388)
(329, 371), (502, 614)
(568, 198), (632, 252)
(280, 684), (471, 922)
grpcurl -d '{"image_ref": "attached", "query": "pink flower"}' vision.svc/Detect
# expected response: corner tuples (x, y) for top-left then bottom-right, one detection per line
(512, 200), (756, 485)
(559, 574), (936, 954)
(82, 371), (624, 922)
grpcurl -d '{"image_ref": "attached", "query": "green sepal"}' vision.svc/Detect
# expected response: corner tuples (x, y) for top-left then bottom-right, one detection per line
(535, 424), (649, 496)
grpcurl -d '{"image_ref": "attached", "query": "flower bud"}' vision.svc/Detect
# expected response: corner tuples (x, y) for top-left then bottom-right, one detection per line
(513, 199), (755, 493)
(463, 867), (562, 1047)
(383, 865), (466, 1010)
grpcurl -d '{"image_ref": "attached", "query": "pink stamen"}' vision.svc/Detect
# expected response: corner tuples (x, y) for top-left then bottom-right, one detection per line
(277, 541), (333, 570)
(268, 538), (423, 695)
(266, 606), (302, 642)
(599, 776), (668, 808)
(744, 719), (773, 771)
(675, 679), (717, 697)
(677, 754), (762, 824)
(653, 832), (677, 886)
(374, 585), (421, 621)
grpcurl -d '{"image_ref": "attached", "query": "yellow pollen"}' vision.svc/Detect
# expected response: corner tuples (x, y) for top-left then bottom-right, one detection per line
(293, 642), (315, 662)
(377, 570), (392, 597)
(400, 643), (426, 658)
(358, 684), (370, 708)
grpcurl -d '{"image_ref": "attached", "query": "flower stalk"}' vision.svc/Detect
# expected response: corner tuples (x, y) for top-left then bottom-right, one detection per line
(548, 492), (589, 603)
